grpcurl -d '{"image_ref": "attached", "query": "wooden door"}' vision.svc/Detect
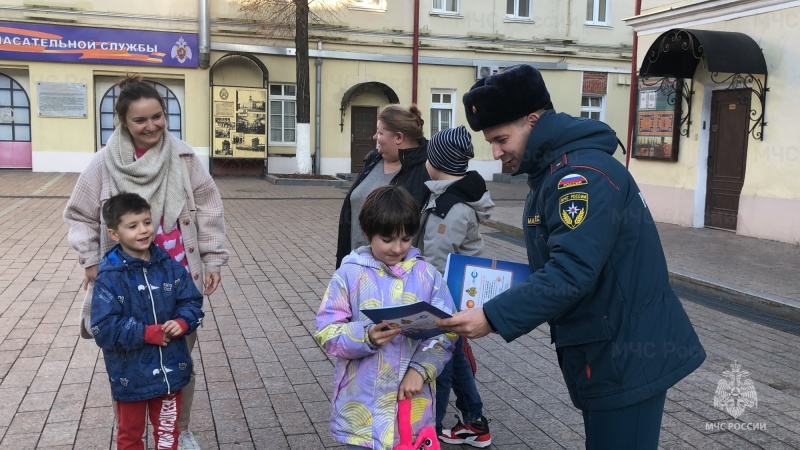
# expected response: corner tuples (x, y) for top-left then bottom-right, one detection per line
(705, 90), (750, 230)
(351, 106), (377, 173)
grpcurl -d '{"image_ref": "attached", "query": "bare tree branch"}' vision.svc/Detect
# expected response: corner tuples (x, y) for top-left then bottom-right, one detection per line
(236, 0), (345, 174)
(237, 0), (343, 39)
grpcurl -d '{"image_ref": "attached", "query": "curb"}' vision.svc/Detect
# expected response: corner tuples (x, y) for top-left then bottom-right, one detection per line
(264, 174), (348, 187)
(492, 173), (529, 184)
(483, 220), (800, 322)
(669, 270), (800, 322)
(484, 219), (524, 238)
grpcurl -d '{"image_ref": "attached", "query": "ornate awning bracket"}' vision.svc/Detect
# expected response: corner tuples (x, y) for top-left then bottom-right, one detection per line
(639, 28), (769, 141)
(709, 72), (769, 141)
(640, 76), (694, 137)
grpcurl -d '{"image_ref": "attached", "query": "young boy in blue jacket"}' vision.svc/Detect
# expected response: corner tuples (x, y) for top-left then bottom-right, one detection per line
(91, 193), (204, 450)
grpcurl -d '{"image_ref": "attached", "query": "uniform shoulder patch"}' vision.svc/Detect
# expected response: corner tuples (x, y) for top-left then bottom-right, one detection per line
(558, 173), (588, 190)
(559, 192), (588, 230)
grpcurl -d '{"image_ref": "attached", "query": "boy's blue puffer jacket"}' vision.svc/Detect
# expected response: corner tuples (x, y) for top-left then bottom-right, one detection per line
(91, 244), (204, 402)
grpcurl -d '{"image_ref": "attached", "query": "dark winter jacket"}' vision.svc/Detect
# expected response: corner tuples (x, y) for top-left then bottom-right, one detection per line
(335, 140), (431, 268)
(91, 244), (204, 402)
(483, 110), (706, 411)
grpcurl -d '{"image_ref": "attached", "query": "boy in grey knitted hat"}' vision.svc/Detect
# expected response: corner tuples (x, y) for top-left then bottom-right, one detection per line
(413, 125), (495, 447)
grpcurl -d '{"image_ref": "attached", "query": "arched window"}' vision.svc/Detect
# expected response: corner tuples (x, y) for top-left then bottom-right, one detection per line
(98, 81), (182, 146)
(0, 73), (31, 142)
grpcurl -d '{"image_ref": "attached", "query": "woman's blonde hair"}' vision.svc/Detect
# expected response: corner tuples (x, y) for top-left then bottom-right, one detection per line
(378, 104), (425, 144)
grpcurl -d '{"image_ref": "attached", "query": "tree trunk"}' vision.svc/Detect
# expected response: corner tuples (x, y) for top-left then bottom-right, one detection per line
(295, 0), (312, 174)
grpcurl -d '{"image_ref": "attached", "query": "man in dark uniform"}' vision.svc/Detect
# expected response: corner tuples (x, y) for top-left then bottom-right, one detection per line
(436, 64), (706, 450)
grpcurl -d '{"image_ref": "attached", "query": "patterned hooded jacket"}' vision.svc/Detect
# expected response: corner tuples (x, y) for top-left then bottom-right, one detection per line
(315, 247), (456, 450)
(91, 244), (204, 403)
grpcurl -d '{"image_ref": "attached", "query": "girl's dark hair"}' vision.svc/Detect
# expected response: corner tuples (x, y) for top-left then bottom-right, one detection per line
(359, 185), (420, 239)
(378, 104), (425, 143)
(102, 192), (151, 230)
(115, 74), (166, 122)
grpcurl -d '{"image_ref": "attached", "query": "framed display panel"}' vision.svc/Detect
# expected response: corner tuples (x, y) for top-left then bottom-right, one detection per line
(632, 78), (682, 162)
(212, 86), (267, 159)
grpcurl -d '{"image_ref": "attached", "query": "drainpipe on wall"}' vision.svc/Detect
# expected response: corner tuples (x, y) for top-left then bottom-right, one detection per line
(199, 0), (210, 68)
(412, 0), (420, 104)
(626, 0), (642, 169)
(565, 0), (571, 38)
(315, 41), (323, 175)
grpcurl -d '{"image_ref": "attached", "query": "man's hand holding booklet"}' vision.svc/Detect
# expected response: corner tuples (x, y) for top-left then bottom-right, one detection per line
(360, 302), (452, 340)
(360, 254), (530, 340)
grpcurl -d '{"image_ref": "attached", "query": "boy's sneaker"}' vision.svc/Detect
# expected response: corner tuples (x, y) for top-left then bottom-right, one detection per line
(439, 415), (491, 448)
(178, 430), (201, 450)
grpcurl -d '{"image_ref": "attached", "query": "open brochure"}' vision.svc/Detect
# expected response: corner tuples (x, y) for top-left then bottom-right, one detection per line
(360, 301), (452, 340)
(443, 253), (531, 312)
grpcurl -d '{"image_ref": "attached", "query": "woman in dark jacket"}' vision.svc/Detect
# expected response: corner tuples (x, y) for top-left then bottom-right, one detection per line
(335, 104), (430, 268)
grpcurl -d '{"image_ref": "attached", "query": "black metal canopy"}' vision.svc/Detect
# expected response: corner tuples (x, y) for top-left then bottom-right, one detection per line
(339, 82), (399, 131)
(640, 28), (767, 78)
(640, 28), (769, 140)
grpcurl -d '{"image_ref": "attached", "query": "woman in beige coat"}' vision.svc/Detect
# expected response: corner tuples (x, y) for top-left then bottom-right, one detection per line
(64, 74), (228, 450)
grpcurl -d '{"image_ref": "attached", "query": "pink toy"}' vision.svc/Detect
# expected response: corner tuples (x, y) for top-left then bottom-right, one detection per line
(393, 398), (440, 450)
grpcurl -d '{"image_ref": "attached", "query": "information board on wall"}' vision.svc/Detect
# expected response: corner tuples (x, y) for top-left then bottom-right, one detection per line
(37, 82), (87, 118)
(212, 86), (267, 159)
(632, 78), (681, 162)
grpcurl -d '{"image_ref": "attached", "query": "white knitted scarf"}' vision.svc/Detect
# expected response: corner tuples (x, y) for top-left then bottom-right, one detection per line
(105, 127), (184, 233)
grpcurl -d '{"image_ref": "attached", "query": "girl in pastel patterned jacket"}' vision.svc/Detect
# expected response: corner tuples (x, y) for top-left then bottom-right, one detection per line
(316, 185), (456, 450)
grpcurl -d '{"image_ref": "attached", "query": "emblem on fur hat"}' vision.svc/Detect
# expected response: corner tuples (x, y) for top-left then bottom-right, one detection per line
(462, 64), (552, 131)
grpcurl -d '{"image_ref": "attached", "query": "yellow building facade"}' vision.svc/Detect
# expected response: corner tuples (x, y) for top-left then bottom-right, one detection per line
(0, 0), (633, 179)
(627, 0), (800, 244)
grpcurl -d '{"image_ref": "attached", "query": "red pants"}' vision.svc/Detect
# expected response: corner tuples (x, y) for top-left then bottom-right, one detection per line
(116, 391), (182, 450)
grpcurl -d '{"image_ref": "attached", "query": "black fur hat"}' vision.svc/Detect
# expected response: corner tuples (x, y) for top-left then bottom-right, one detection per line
(462, 64), (552, 131)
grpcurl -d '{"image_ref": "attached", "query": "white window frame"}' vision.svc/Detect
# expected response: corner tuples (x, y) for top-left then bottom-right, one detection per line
(268, 83), (296, 145)
(432, 0), (460, 14)
(349, 0), (386, 12)
(506, 0), (532, 20)
(586, 0), (610, 25)
(430, 89), (456, 135)
(95, 77), (184, 150)
(0, 72), (31, 142)
(580, 95), (605, 121)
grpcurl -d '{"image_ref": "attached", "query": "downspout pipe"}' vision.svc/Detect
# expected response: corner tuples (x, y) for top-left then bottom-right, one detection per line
(199, 0), (210, 68)
(315, 41), (323, 175)
(412, 0), (420, 104)
(626, 0), (642, 169)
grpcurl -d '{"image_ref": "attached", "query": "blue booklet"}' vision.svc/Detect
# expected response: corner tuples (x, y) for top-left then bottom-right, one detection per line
(360, 302), (452, 340)
(444, 253), (531, 312)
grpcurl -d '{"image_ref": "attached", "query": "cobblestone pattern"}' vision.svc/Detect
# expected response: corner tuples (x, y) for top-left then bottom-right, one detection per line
(0, 173), (797, 449)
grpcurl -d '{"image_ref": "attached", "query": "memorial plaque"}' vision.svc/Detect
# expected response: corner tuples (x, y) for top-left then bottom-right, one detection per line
(37, 82), (87, 118)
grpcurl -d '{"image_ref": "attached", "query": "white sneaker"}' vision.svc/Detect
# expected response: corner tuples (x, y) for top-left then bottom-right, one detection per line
(178, 430), (201, 450)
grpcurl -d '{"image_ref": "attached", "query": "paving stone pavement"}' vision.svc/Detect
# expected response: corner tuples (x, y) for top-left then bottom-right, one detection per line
(0, 172), (797, 449)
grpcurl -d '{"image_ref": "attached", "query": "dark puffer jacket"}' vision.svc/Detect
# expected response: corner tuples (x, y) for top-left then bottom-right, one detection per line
(483, 110), (706, 411)
(335, 140), (430, 268)
(91, 244), (204, 402)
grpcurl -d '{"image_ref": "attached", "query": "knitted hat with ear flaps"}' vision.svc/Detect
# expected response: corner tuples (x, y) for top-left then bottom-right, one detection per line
(462, 64), (552, 131)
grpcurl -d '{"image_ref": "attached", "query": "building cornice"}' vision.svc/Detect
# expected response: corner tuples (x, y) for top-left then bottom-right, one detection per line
(625, 0), (800, 35)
